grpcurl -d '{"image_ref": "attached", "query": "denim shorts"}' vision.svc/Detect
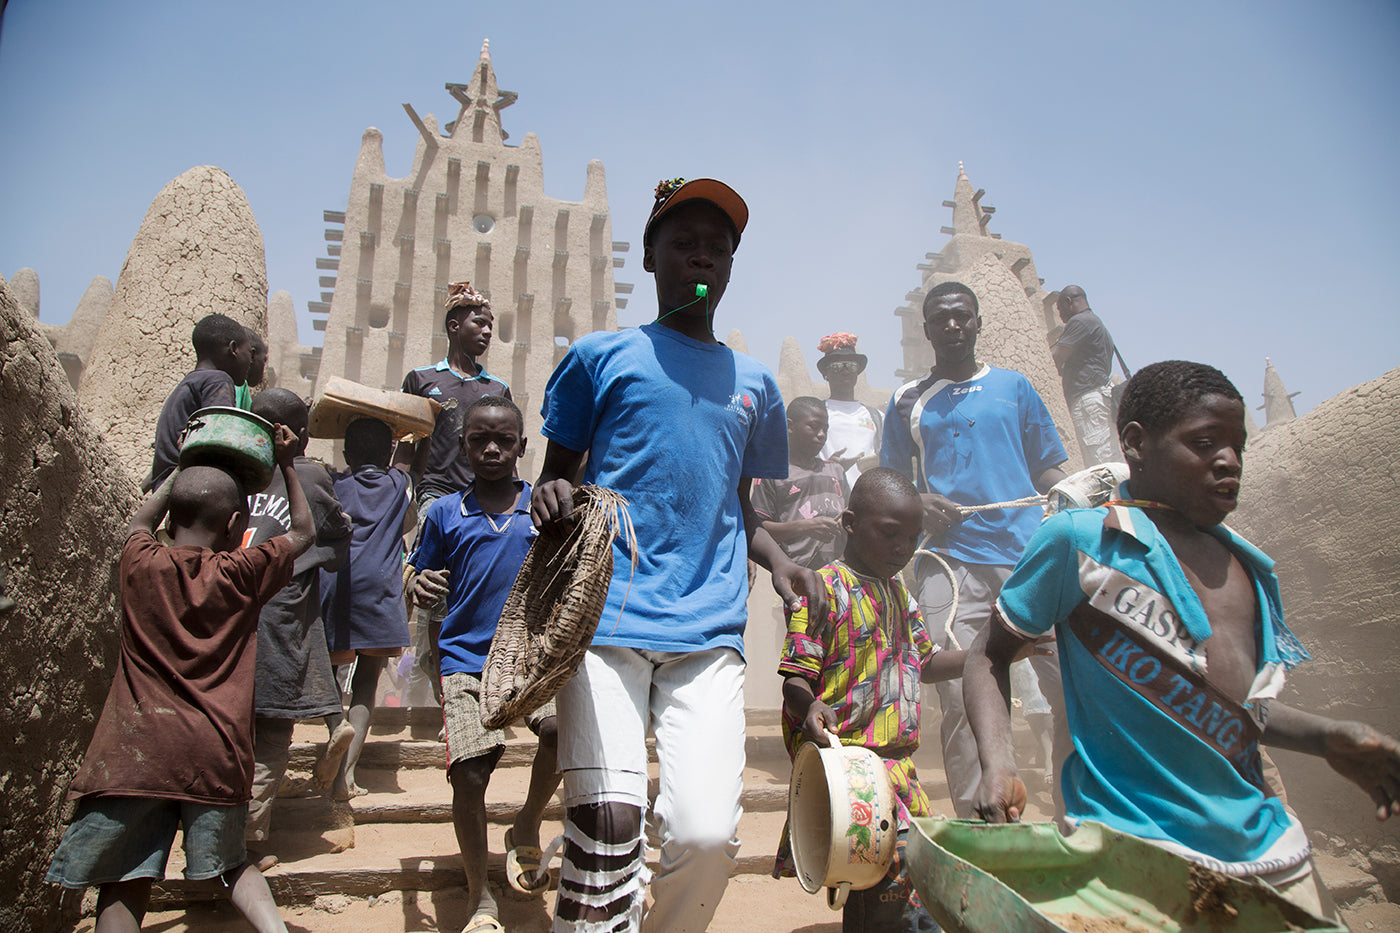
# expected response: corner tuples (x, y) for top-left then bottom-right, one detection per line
(46, 795), (248, 887)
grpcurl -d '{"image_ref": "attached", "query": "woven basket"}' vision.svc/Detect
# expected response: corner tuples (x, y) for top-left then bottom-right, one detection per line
(480, 485), (636, 730)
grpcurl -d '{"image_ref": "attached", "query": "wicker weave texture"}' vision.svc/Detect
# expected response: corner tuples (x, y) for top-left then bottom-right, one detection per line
(480, 485), (634, 730)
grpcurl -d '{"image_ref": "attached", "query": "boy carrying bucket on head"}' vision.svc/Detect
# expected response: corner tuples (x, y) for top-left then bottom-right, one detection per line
(407, 396), (561, 933)
(47, 423), (313, 933)
(144, 313), (253, 492)
(965, 360), (1400, 924)
(320, 416), (416, 799)
(777, 467), (971, 932)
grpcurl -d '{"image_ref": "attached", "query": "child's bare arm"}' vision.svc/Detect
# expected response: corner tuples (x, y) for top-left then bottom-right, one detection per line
(783, 675), (838, 747)
(128, 468), (179, 536)
(275, 425), (315, 555)
(391, 437), (429, 480)
(921, 648), (967, 683)
(964, 619), (1033, 823)
(1264, 703), (1400, 821)
(932, 639), (1050, 683)
(530, 440), (588, 535)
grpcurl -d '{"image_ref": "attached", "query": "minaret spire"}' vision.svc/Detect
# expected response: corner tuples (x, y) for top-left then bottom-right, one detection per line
(444, 38), (518, 143)
(949, 163), (995, 237)
(1259, 356), (1300, 426)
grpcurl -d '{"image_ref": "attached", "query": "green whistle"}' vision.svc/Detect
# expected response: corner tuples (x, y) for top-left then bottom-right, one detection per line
(695, 284), (708, 297)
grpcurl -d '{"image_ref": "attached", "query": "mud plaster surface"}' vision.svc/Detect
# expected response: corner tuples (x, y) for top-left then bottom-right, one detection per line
(78, 165), (268, 481)
(0, 278), (140, 931)
(1231, 366), (1400, 894)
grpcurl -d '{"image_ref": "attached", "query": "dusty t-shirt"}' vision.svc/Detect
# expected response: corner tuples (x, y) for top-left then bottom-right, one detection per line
(751, 459), (849, 570)
(246, 458), (351, 719)
(146, 368), (237, 492)
(67, 531), (297, 804)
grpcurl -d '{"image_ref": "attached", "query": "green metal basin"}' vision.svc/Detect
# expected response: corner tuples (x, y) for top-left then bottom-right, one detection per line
(178, 406), (275, 493)
(908, 818), (1344, 933)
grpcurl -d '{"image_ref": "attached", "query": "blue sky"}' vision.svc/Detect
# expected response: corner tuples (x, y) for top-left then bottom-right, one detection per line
(2, 0), (1397, 415)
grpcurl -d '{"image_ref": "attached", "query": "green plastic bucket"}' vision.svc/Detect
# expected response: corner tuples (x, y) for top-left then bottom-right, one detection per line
(908, 818), (1345, 933)
(178, 406), (276, 493)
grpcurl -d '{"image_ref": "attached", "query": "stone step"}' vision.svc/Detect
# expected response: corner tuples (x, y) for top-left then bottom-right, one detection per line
(80, 862), (849, 932)
(152, 809), (804, 907)
(271, 755), (812, 831)
(287, 711), (794, 771)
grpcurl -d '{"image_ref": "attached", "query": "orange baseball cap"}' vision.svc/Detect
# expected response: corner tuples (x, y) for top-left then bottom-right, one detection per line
(643, 177), (749, 248)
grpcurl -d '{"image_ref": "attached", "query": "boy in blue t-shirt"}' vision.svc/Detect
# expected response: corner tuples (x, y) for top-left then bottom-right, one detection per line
(320, 417), (415, 798)
(965, 360), (1400, 923)
(530, 177), (823, 931)
(408, 395), (559, 931)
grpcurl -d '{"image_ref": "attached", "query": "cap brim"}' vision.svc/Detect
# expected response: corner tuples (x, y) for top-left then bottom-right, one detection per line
(818, 351), (868, 375)
(646, 178), (749, 242)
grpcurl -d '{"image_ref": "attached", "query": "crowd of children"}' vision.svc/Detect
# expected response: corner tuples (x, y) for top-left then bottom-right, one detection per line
(45, 177), (1400, 933)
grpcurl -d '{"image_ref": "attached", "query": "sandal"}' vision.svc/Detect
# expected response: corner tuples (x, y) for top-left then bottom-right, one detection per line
(460, 911), (503, 932)
(504, 827), (550, 895)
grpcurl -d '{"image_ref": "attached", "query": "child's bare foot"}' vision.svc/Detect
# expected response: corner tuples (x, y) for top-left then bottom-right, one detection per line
(313, 721), (356, 791)
(247, 850), (279, 873)
(330, 775), (368, 801)
(278, 774), (316, 798)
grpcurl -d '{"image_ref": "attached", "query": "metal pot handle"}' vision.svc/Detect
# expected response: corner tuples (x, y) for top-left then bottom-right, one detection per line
(827, 881), (850, 911)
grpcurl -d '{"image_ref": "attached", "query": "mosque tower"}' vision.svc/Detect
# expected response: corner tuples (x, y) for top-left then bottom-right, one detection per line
(308, 39), (628, 477)
(1260, 356), (1300, 426)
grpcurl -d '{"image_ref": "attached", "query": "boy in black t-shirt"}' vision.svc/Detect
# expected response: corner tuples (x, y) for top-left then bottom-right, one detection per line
(144, 313), (252, 491)
(752, 396), (850, 571)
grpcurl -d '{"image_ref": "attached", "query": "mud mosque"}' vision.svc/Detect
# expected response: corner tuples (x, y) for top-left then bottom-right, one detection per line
(2, 37), (1397, 932)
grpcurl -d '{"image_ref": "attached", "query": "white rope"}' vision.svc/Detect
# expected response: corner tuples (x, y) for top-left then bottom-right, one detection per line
(955, 495), (1045, 515)
(914, 547), (961, 650)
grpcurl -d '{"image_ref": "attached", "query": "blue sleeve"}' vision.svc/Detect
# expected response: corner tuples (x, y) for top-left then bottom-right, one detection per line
(996, 512), (1084, 638)
(741, 370), (789, 480)
(879, 391), (913, 480)
(408, 498), (446, 572)
(539, 345), (597, 453)
(1020, 379), (1068, 475)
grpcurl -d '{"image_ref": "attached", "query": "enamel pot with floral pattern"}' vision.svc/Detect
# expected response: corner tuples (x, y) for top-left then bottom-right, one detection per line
(788, 731), (897, 910)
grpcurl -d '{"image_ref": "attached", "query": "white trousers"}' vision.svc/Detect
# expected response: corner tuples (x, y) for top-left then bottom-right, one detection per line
(554, 645), (746, 933)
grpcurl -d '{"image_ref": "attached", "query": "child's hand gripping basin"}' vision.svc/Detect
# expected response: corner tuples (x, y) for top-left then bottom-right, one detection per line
(788, 730), (898, 910)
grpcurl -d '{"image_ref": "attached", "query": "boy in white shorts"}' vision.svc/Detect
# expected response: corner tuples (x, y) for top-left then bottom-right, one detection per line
(530, 177), (823, 932)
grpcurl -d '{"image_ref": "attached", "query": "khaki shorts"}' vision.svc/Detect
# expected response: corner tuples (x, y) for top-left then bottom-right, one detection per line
(442, 671), (556, 769)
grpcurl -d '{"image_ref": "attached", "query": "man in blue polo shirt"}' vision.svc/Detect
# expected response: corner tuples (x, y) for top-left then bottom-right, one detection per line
(396, 281), (509, 706)
(881, 280), (1069, 819)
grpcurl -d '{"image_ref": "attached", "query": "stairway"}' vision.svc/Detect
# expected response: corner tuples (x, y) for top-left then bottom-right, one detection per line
(59, 705), (1045, 932)
(61, 706), (1389, 932)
